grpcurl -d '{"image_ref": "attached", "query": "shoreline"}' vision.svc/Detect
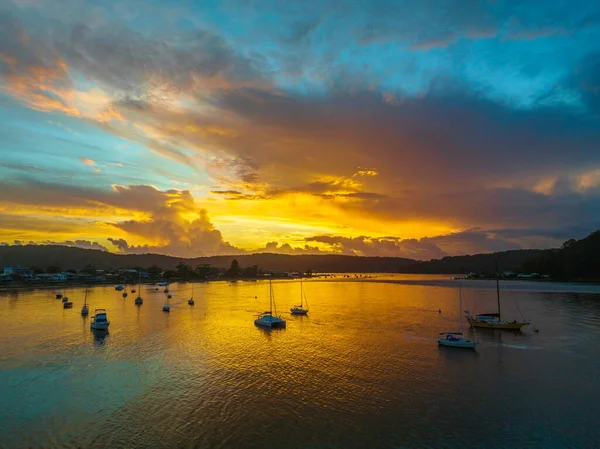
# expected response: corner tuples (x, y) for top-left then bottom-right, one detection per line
(2, 274), (599, 292)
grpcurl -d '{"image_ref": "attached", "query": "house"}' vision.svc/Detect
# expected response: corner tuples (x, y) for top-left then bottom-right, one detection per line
(52, 274), (68, 282)
(3, 266), (33, 277)
(0, 274), (12, 283)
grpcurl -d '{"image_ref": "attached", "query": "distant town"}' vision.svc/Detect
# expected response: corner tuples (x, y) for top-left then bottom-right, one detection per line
(0, 260), (318, 287)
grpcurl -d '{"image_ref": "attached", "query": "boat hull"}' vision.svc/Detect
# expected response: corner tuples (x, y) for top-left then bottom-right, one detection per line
(467, 319), (528, 330)
(438, 339), (478, 349)
(91, 322), (110, 330)
(254, 318), (286, 329)
(290, 308), (308, 315)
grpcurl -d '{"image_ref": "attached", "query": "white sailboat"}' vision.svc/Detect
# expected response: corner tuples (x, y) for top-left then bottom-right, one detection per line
(81, 287), (89, 316)
(438, 285), (478, 349)
(290, 280), (309, 315)
(134, 270), (143, 305)
(255, 280), (286, 328)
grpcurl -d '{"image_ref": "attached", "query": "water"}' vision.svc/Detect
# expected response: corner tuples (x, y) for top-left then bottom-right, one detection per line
(2, 275), (600, 448)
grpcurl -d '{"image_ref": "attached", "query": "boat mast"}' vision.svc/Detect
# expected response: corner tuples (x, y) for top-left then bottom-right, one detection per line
(459, 284), (463, 335)
(84, 287), (88, 306)
(269, 279), (273, 314)
(495, 259), (501, 321)
(300, 280), (303, 307)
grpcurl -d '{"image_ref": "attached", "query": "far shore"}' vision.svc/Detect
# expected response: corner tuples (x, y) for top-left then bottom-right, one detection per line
(2, 274), (600, 292)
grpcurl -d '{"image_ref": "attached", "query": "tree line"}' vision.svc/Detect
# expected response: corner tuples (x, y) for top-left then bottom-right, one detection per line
(519, 230), (600, 281)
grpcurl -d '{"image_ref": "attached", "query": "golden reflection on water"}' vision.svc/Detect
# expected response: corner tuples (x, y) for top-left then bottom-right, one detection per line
(2, 276), (600, 448)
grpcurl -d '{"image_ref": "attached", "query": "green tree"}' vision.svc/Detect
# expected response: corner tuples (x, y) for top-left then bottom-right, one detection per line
(242, 264), (259, 278)
(81, 264), (97, 275)
(225, 259), (242, 278)
(46, 265), (61, 274)
(195, 264), (215, 279)
(146, 265), (162, 280)
(176, 262), (192, 280)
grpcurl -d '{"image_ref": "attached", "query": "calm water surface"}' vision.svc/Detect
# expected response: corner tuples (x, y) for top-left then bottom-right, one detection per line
(2, 275), (600, 448)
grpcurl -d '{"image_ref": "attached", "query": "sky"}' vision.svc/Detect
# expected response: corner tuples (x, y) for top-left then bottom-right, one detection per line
(1, 0), (600, 260)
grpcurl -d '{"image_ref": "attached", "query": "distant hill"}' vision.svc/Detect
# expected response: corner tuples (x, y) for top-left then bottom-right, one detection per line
(0, 245), (416, 273)
(405, 249), (547, 274)
(0, 244), (551, 274)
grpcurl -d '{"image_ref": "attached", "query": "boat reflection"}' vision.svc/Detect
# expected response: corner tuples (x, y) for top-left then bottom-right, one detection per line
(91, 328), (109, 345)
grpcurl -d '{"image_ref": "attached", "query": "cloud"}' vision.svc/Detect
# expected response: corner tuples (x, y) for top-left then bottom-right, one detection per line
(254, 241), (323, 255)
(1, 0), (600, 258)
(302, 229), (523, 260)
(41, 240), (108, 251)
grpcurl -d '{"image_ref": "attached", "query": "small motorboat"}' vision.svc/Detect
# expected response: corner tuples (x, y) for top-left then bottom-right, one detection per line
(91, 309), (110, 331)
(55, 292), (63, 299)
(62, 296), (69, 303)
(131, 289), (136, 293)
(63, 301), (73, 309)
(123, 292), (128, 298)
(163, 295), (170, 312)
(164, 288), (169, 293)
(115, 285), (124, 291)
(167, 294), (172, 299)
(135, 296), (143, 305)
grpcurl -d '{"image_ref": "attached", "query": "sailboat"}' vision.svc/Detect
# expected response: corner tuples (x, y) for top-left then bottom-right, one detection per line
(62, 288), (69, 302)
(290, 280), (309, 315)
(134, 270), (143, 305)
(81, 287), (89, 316)
(438, 285), (478, 349)
(162, 294), (170, 312)
(254, 280), (286, 328)
(466, 262), (530, 330)
(188, 282), (195, 305)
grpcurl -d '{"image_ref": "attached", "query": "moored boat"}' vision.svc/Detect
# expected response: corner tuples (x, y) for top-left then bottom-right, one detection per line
(81, 287), (89, 316)
(188, 282), (195, 305)
(438, 284), (478, 349)
(134, 270), (143, 305)
(255, 280), (286, 328)
(91, 309), (110, 330)
(290, 280), (309, 315)
(466, 262), (529, 330)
